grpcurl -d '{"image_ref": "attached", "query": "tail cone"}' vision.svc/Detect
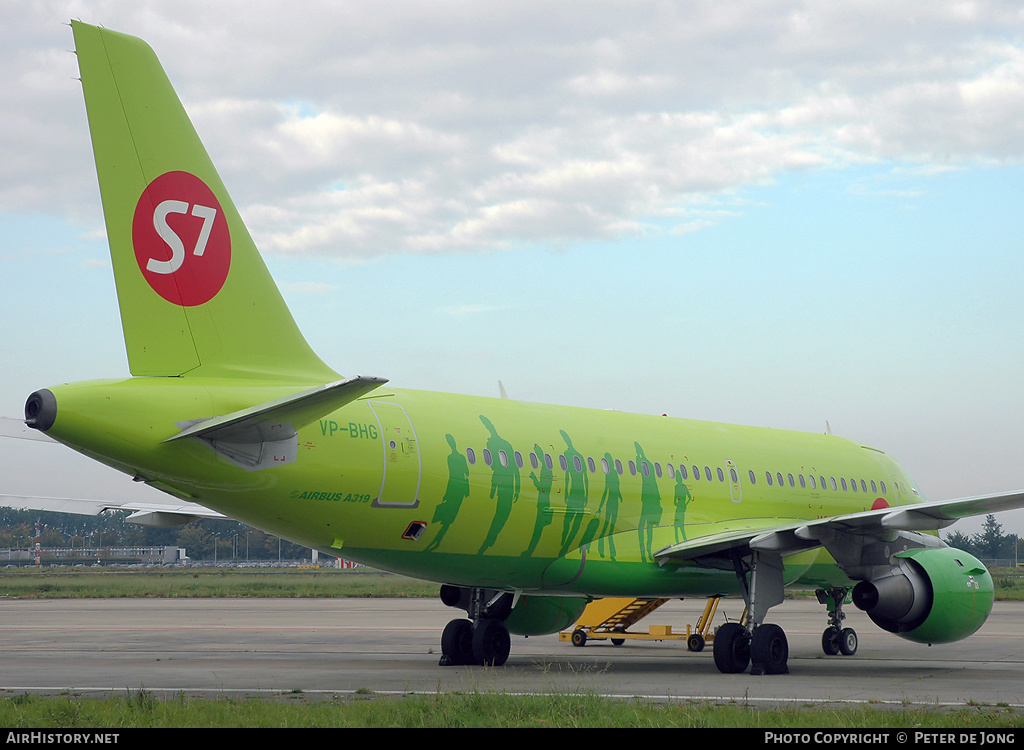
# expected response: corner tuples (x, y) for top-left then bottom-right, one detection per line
(25, 389), (57, 432)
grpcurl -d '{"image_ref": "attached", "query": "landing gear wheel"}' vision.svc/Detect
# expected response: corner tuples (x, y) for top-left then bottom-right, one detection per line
(570, 628), (588, 647)
(611, 636), (625, 646)
(687, 633), (705, 652)
(472, 619), (511, 666)
(751, 624), (789, 675)
(821, 628), (840, 656)
(839, 627), (858, 656)
(439, 618), (474, 666)
(713, 623), (751, 674)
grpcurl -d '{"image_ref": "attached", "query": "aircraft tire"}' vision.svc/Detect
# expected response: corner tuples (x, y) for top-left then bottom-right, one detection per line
(472, 618), (511, 666)
(821, 628), (840, 656)
(571, 629), (587, 647)
(440, 618), (474, 666)
(712, 623), (750, 674)
(687, 633), (705, 652)
(839, 628), (858, 656)
(751, 624), (789, 675)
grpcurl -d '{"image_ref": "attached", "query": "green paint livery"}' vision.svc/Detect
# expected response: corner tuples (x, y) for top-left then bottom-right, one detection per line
(15, 22), (1024, 674)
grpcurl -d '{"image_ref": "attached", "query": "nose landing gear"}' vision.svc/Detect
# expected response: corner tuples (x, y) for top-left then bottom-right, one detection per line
(817, 587), (858, 656)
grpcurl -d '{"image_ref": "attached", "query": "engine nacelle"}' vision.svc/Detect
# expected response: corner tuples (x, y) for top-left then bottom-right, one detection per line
(504, 595), (588, 636)
(852, 547), (993, 645)
(440, 584), (587, 636)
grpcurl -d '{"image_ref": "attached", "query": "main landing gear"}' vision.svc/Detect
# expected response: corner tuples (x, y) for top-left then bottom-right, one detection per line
(714, 549), (790, 675)
(714, 552), (864, 674)
(817, 587), (858, 657)
(712, 620), (790, 676)
(438, 585), (513, 666)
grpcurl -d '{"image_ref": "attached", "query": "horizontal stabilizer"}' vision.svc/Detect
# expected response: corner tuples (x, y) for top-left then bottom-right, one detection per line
(164, 375), (387, 471)
(0, 493), (225, 527)
(1, 416), (56, 443)
(165, 375), (388, 443)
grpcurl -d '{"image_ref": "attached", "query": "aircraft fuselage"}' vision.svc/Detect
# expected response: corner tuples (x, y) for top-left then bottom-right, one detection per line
(35, 376), (920, 598)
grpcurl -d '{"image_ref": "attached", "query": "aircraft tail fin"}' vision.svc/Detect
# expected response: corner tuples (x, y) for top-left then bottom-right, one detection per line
(72, 21), (337, 382)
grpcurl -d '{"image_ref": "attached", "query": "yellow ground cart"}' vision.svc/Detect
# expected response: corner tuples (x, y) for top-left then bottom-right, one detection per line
(559, 596), (732, 652)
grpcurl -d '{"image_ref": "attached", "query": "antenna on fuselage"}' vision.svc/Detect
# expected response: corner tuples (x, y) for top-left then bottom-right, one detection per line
(825, 420), (832, 435)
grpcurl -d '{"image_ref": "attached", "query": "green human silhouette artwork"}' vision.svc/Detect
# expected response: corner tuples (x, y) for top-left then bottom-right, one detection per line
(635, 442), (662, 562)
(424, 433), (470, 553)
(558, 430), (589, 556)
(673, 470), (692, 543)
(595, 452), (621, 559)
(477, 416), (520, 554)
(521, 444), (553, 557)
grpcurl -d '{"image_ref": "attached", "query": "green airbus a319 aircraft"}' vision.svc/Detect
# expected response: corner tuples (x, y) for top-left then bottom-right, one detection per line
(7, 21), (1024, 676)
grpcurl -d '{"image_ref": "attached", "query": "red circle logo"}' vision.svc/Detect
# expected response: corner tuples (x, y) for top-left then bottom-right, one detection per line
(132, 171), (231, 307)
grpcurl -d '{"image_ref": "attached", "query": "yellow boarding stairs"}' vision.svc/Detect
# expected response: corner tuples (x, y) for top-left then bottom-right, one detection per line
(559, 596), (736, 652)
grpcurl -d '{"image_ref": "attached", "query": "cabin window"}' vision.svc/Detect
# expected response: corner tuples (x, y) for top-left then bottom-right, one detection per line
(498, 449), (508, 467)
(776, 472), (784, 487)
(655, 462), (663, 478)
(799, 474), (806, 489)
(530, 452), (539, 470)
(559, 455), (568, 471)
(466, 448), (476, 465)
(601, 457), (610, 474)
(573, 455), (583, 473)
(787, 473), (795, 487)
(705, 466), (713, 481)
(730, 467), (739, 483)
(483, 449), (492, 466)
(871, 480), (877, 493)
(850, 478), (857, 492)
(629, 461), (637, 476)
(840, 478), (848, 491)
(641, 461), (650, 477)
(615, 459), (623, 475)
(809, 475), (817, 489)
(667, 463), (675, 479)
(717, 467), (725, 482)
(819, 476), (826, 490)
(765, 471), (773, 486)
(544, 454), (553, 470)
(588, 456), (597, 473)
(748, 470), (757, 484)
(830, 477), (838, 491)
(880, 481), (887, 494)
(693, 465), (700, 480)
(515, 451), (524, 468)
(861, 480), (868, 493)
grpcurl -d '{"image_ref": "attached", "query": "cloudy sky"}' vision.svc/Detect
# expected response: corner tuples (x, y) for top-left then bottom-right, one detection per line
(2, 1), (1024, 535)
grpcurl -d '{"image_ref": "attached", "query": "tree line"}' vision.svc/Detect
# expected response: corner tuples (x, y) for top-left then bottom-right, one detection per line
(0, 508), (311, 562)
(944, 514), (1021, 563)
(4, 507), (1018, 566)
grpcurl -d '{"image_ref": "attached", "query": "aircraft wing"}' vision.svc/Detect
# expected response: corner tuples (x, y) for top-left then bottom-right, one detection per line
(654, 489), (1024, 563)
(0, 493), (226, 528)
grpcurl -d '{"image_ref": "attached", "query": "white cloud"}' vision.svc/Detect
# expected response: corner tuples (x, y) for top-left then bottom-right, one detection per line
(2, 1), (1023, 257)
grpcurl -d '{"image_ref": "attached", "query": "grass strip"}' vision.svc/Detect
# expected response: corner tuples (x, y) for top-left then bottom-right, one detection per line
(1, 690), (1022, 728)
